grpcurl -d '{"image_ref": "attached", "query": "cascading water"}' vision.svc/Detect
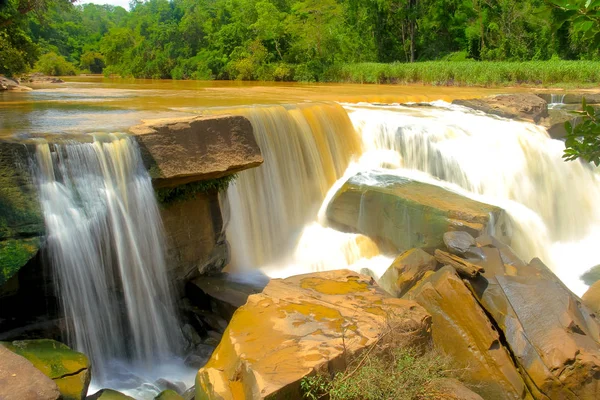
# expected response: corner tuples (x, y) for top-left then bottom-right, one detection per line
(224, 101), (600, 297)
(549, 93), (566, 108)
(33, 134), (187, 396)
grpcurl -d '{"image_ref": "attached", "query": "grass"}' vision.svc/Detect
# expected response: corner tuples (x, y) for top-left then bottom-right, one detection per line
(321, 61), (600, 87)
(300, 322), (467, 400)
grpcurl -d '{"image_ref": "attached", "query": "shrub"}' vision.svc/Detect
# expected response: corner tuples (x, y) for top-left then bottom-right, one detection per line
(35, 52), (77, 76)
(79, 51), (105, 74)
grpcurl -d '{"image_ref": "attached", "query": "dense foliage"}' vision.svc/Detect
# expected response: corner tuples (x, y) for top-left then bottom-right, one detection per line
(1, 0), (600, 80)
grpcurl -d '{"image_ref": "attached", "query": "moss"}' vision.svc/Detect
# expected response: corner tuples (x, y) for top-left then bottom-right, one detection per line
(0, 238), (40, 286)
(156, 174), (237, 205)
(155, 389), (184, 400)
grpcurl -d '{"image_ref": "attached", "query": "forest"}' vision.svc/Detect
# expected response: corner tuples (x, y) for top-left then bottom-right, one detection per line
(1, 0), (600, 83)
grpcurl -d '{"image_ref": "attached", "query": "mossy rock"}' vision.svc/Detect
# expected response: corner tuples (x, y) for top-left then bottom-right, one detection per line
(2, 339), (91, 400)
(87, 389), (135, 400)
(155, 389), (184, 400)
(0, 237), (40, 286)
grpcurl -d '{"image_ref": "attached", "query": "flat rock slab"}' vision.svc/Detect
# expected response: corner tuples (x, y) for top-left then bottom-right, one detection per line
(326, 171), (506, 252)
(453, 94), (548, 123)
(196, 270), (431, 400)
(0, 345), (60, 400)
(131, 115), (263, 188)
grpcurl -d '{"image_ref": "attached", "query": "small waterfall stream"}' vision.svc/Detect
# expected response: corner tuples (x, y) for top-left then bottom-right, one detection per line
(33, 134), (186, 395)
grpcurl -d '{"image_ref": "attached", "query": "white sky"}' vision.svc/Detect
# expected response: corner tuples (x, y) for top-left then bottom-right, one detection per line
(81, 0), (131, 10)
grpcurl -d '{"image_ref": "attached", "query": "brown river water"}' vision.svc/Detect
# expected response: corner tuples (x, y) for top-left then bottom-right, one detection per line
(0, 76), (525, 138)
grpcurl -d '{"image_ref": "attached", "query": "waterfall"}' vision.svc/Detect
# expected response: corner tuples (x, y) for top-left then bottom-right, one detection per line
(549, 94), (566, 108)
(33, 134), (183, 387)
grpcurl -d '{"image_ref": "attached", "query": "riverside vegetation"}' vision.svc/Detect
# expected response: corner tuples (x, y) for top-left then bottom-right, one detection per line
(2, 0), (600, 85)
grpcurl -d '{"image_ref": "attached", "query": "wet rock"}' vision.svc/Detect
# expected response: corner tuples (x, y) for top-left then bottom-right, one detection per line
(583, 281), (600, 316)
(155, 378), (186, 395)
(539, 108), (578, 139)
(196, 270), (431, 400)
(430, 378), (484, 400)
(453, 94), (548, 123)
(443, 231), (476, 256)
(0, 142), (45, 289)
(23, 73), (64, 84)
(182, 387), (195, 400)
(0, 75), (32, 91)
(86, 389), (135, 400)
(130, 115), (263, 188)
(581, 264), (600, 286)
(537, 92), (600, 105)
(379, 248), (438, 297)
(2, 339), (91, 400)
(326, 171), (507, 253)
(155, 389), (184, 400)
(181, 323), (203, 350)
(405, 266), (529, 400)
(467, 254), (600, 399)
(0, 345), (60, 400)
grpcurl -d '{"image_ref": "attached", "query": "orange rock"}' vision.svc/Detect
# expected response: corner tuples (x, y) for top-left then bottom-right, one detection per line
(379, 248), (438, 297)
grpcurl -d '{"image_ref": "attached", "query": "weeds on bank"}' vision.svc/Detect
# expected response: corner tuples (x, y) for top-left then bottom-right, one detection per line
(300, 323), (464, 400)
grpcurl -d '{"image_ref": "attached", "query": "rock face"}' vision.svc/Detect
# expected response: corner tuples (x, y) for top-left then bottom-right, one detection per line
(583, 281), (600, 316)
(582, 264), (600, 286)
(196, 270), (432, 400)
(467, 250), (600, 399)
(2, 339), (91, 400)
(0, 142), (44, 289)
(326, 171), (507, 253)
(453, 94), (548, 123)
(405, 266), (530, 400)
(131, 115), (263, 188)
(0, 345), (60, 400)
(379, 248), (437, 297)
(539, 108), (579, 139)
(87, 389), (135, 400)
(0, 75), (32, 91)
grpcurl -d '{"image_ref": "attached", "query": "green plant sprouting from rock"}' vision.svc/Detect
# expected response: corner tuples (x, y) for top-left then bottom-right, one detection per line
(156, 174), (237, 205)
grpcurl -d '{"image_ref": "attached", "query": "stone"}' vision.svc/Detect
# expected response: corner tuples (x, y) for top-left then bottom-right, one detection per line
(0, 345), (60, 400)
(87, 389), (135, 400)
(23, 73), (64, 84)
(539, 108), (578, 139)
(404, 266), (530, 400)
(2, 339), (91, 400)
(0, 75), (32, 91)
(155, 378), (186, 395)
(196, 270), (431, 400)
(130, 115), (263, 188)
(537, 92), (600, 105)
(379, 248), (438, 297)
(326, 171), (507, 253)
(0, 141), (45, 288)
(453, 94), (548, 123)
(430, 378), (485, 400)
(582, 281), (600, 317)
(443, 231), (476, 256)
(155, 389), (185, 400)
(466, 254), (600, 399)
(581, 264), (600, 286)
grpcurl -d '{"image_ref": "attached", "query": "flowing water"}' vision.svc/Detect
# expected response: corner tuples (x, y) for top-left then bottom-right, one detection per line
(33, 134), (190, 397)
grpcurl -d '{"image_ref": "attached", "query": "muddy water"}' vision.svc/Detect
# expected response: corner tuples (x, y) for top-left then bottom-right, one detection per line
(0, 76), (523, 138)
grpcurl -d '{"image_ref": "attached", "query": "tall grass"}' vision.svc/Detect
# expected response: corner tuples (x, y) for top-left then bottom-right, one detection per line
(321, 61), (600, 87)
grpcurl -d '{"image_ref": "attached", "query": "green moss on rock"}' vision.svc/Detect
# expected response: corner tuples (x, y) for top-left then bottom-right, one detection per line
(0, 237), (40, 286)
(155, 389), (185, 400)
(156, 175), (237, 205)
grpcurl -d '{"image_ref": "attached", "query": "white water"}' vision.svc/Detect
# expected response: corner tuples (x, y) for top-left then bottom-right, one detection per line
(549, 93), (566, 108)
(34, 134), (192, 397)
(226, 101), (600, 296)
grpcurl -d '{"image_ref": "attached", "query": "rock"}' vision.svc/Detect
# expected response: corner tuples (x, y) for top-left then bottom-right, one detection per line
(539, 108), (578, 139)
(466, 253), (600, 399)
(182, 387), (195, 400)
(155, 389), (185, 400)
(189, 272), (269, 320)
(583, 281), (600, 316)
(326, 171), (507, 253)
(582, 264), (600, 286)
(379, 248), (438, 297)
(0, 75), (32, 91)
(405, 266), (530, 400)
(130, 115), (263, 188)
(0, 345), (60, 400)
(538, 92), (600, 105)
(443, 231), (476, 256)
(155, 378), (186, 395)
(86, 389), (135, 400)
(24, 73), (64, 84)
(196, 270), (431, 400)
(0, 142), (45, 289)
(430, 378), (484, 400)
(2, 339), (91, 400)
(160, 190), (229, 281)
(453, 94), (548, 123)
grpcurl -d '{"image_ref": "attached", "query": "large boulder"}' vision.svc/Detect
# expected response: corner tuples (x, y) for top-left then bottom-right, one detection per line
(583, 281), (600, 317)
(326, 171), (507, 253)
(196, 270), (432, 400)
(2, 339), (91, 400)
(466, 248), (600, 399)
(0, 142), (44, 290)
(453, 94), (548, 123)
(379, 248), (438, 297)
(87, 389), (135, 400)
(0, 345), (60, 400)
(405, 266), (530, 400)
(130, 115), (263, 188)
(0, 76), (32, 91)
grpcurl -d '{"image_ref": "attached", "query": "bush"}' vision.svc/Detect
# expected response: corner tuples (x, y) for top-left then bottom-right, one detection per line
(35, 52), (77, 76)
(79, 51), (105, 74)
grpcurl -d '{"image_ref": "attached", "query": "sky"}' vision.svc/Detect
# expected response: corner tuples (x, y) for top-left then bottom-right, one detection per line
(84, 0), (131, 10)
